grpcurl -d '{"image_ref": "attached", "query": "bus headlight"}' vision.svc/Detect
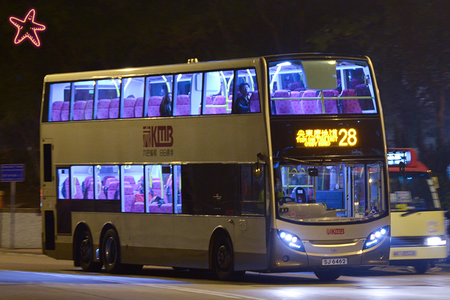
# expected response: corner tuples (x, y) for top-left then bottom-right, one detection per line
(425, 236), (446, 246)
(363, 226), (389, 250)
(278, 230), (304, 252)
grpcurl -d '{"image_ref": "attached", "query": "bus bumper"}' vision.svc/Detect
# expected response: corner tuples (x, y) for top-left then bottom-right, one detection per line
(270, 231), (389, 271)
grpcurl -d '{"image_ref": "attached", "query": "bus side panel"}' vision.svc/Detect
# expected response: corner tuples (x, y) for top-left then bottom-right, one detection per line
(71, 212), (268, 270)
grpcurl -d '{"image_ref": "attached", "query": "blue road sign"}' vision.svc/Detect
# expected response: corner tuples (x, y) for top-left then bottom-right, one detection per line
(1, 164), (25, 182)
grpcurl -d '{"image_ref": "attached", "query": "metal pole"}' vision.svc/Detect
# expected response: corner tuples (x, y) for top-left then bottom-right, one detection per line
(10, 182), (15, 249)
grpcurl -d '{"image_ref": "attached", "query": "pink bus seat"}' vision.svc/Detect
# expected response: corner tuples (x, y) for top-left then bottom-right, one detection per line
(134, 97), (143, 118)
(249, 91), (260, 113)
(84, 100), (93, 120)
(60, 101), (70, 121)
(107, 180), (120, 200)
(213, 96), (227, 114)
(160, 203), (173, 213)
(123, 182), (135, 212)
(204, 95), (215, 114)
(151, 177), (162, 198)
(124, 175), (136, 190)
(290, 91), (303, 114)
(99, 177), (118, 200)
(322, 89), (339, 114)
(73, 101), (86, 121)
(97, 99), (111, 119)
(64, 177), (83, 199)
(122, 97), (136, 118)
(51, 101), (64, 122)
(301, 90), (321, 114)
(147, 96), (162, 117)
(273, 90), (294, 115)
(109, 98), (119, 119)
(341, 89), (362, 114)
(175, 95), (190, 116)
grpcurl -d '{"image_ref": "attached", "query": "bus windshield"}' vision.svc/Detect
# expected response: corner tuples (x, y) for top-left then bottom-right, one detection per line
(389, 172), (440, 212)
(268, 58), (377, 115)
(275, 161), (386, 223)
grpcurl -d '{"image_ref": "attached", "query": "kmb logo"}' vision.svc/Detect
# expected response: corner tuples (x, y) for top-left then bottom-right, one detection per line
(143, 126), (173, 147)
(326, 228), (345, 235)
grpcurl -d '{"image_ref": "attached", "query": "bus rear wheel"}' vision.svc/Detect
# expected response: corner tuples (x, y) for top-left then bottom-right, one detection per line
(101, 229), (122, 273)
(77, 229), (102, 272)
(212, 235), (236, 280)
(314, 268), (342, 281)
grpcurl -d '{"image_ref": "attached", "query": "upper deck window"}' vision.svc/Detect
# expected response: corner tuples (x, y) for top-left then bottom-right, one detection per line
(44, 68), (261, 122)
(269, 59), (377, 116)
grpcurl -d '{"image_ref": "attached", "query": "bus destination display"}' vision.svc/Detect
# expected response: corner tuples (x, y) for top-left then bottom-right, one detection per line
(296, 128), (357, 147)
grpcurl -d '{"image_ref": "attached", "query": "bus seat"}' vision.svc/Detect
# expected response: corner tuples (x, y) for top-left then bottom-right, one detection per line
(124, 175), (136, 190)
(51, 101), (64, 122)
(109, 98), (119, 119)
(322, 89), (339, 114)
(84, 100), (93, 120)
(100, 177), (118, 199)
(73, 101), (86, 121)
(290, 91), (303, 114)
(175, 95), (190, 116)
(134, 97), (143, 118)
(151, 178), (162, 198)
(107, 180), (120, 200)
(123, 182), (135, 212)
(341, 89), (362, 114)
(160, 203), (173, 213)
(163, 176), (173, 204)
(61, 101), (70, 121)
(122, 97), (136, 118)
(82, 176), (93, 199)
(273, 90), (294, 115)
(213, 96), (227, 114)
(249, 91), (260, 113)
(301, 90), (321, 114)
(147, 96), (162, 117)
(97, 99), (111, 119)
(64, 177), (83, 199)
(355, 84), (374, 110)
(204, 95), (215, 114)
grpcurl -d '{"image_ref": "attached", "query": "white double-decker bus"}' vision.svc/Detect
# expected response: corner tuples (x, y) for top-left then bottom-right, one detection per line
(40, 54), (390, 281)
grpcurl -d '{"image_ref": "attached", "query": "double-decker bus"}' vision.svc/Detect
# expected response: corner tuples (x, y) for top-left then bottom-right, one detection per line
(388, 148), (446, 273)
(40, 53), (389, 281)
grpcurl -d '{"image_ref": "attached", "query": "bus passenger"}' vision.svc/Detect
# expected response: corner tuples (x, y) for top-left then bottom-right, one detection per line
(234, 83), (250, 113)
(159, 93), (172, 116)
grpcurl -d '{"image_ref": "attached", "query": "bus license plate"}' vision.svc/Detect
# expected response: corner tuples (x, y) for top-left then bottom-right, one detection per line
(322, 258), (348, 265)
(393, 251), (416, 257)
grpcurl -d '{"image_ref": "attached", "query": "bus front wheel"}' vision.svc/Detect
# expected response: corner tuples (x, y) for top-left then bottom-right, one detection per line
(101, 229), (122, 273)
(314, 268), (342, 281)
(77, 229), (102, 272)
(414, 261), (428, 274)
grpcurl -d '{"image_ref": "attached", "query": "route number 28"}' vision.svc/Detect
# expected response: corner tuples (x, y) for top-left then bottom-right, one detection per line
(338, 128), (357, 146)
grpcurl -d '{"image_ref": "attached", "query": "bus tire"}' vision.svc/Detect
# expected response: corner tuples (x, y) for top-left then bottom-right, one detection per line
(414, 261), (428, 274)
(212, 234), (236, 280)
(314, 268), (342, 281)
(77, 228), (102, 272)
(101, 228), (122, 273)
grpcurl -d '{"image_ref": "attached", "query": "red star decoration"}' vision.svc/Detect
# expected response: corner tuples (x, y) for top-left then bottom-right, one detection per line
(9, 9), (46, 47)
